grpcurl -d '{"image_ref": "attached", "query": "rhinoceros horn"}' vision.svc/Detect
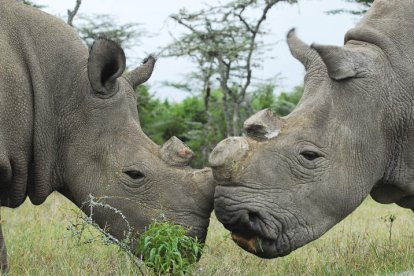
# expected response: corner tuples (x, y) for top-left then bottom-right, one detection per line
(127, 55), (156, 89)
(243, 109), (284, 140)
(160, 136), (194, 166)
(311, 44), (360, 81)
(287, 28), (321, 71)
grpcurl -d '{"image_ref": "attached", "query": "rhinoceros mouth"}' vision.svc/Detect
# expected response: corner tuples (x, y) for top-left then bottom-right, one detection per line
(231, 233), (259, 253)
(214, 186), (296, 258)
(230, 232), (290, 258)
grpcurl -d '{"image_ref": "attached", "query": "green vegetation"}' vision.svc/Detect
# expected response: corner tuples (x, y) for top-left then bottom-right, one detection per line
(75, 14), (142, 49)
(65, 196), (204, 275)
(137, 84), (303, 168)
(136, 220), (203, 275)
(165, 0), (298, 138)
(3, 194), (414, 275)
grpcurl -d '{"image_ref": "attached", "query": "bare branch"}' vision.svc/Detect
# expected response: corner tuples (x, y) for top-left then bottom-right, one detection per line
(67, 0), (81, 27)
(239, 0), (280, 101)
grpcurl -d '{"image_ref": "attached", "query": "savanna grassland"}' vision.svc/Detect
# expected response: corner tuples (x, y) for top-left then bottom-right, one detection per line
(2, 193), (414, 275)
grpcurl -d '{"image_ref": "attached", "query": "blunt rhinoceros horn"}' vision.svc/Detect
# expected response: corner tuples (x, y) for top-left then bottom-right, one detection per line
(209, 137), (250, 182)
(127, 55), (156, 89)
(311, 44), (360, 81)
(243, 109), (284, 140)
(287, 28), (321, 71)
(160, 136), (194, 166)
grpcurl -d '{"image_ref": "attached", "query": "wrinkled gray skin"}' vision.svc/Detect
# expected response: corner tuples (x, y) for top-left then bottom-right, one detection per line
(0, 0), (215, 269)
(210, 0), (414, 259)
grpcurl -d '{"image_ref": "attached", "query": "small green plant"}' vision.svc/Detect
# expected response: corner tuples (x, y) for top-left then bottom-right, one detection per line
(67, 195), (203, 275)
(136, 220), (204, 275)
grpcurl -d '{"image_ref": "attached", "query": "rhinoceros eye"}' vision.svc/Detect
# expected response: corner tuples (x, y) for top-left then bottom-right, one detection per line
(300, 151), (321, 161)
(124, 170), (145, 181)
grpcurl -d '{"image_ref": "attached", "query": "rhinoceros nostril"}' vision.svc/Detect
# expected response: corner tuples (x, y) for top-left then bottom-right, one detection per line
(218, 210), (263, 240)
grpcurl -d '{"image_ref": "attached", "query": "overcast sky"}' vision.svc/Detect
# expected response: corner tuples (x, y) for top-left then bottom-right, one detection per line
(36, 0), (362, 101)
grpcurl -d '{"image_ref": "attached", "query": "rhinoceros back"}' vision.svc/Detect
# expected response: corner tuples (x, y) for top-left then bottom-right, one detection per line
(0, 0), (87, 207)
(345, 0), (414, 77)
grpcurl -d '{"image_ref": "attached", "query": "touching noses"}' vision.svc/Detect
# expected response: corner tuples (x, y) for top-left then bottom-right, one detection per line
(208, 137), (250, 181)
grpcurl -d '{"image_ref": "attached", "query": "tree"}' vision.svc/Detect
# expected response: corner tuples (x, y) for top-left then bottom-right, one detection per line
(75, 14), (142, 49)
(329, 0), (373, 15)
(67, 0), (81, 27)
(66, 0), (142, 49)
(21, 0), (142, 50)
(136, 83), (303, 168)
(252, 84), (303, 116)
(165, 0), (298, 138)
(136, 86), (227, 168)
(20, 0), (45, 8)
(273, 86), (303, 116)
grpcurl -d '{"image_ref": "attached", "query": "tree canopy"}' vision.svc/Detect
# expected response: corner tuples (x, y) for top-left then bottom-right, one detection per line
(164, 0), (298, 138)
(20, 0), (373, 166)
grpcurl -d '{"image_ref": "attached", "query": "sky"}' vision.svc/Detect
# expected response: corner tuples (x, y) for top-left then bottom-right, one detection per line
(36, 0), (362, 101)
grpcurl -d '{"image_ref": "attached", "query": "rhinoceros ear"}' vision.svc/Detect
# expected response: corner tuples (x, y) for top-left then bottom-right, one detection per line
(87, 37), (126, 97)
(311, 44), (360, 81)
(160, 136), (194, 166)
(126, 55), (156, 90)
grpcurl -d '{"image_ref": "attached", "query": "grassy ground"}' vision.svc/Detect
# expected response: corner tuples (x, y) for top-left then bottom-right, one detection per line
(2, 193), (414, 275)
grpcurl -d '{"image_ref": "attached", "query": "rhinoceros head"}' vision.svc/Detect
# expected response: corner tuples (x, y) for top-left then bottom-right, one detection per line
(209, 28), (396, 258)
(59, 38), (215, 243)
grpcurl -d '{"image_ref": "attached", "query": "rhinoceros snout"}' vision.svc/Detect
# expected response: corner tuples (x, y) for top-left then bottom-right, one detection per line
(209, 137), (249, 181)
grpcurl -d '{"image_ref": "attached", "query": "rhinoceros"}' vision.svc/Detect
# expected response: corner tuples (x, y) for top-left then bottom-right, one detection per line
(0, 0), (215, 270)
(209, 0), (413, 258)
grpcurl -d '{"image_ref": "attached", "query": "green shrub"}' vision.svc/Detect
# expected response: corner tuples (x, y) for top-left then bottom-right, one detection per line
(67, 196), (203, 275)
(136, 220), (204, 275)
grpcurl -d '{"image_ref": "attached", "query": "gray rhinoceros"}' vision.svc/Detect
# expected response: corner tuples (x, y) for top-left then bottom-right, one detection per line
(209, 0), (413, 258)
(0, 0), (215, 270)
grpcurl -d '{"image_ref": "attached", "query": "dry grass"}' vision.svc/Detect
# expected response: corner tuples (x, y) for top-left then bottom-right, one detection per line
(2, 193), (142, 275)
(2, 192), (414, 275)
